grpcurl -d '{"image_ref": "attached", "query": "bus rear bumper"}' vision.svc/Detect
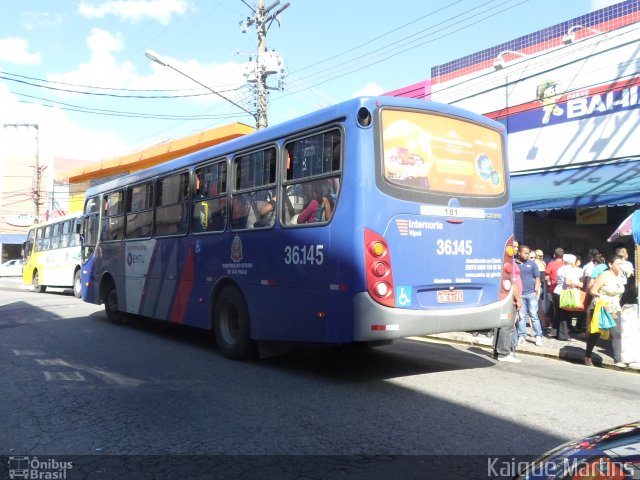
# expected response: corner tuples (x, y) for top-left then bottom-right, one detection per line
(353, 291), (514, 342)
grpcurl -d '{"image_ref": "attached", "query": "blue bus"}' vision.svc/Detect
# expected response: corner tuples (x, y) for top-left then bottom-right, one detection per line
(80, 96), (515, 359)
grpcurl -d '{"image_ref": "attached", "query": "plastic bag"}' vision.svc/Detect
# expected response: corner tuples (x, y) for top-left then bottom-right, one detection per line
(560, 288), (584, 310)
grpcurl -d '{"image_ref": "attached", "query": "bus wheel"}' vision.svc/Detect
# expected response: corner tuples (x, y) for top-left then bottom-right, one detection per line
(32, 271), (47, 293)
(73, 271), (82, 299)
(104, 282), (127, 324)
(213, 286), (255, 360)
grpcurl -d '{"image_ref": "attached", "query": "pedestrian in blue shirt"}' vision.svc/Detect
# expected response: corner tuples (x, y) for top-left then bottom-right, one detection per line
(516, 244), (544, 346)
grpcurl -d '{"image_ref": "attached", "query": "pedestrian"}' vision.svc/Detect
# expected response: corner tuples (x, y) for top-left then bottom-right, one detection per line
(584, 253), (606, 340)
(534, 249), (549, 330)
(615, 245), (636, 305)
(585, 255), (626, 367)
(554, 253), (584, 341)
(494, 253), (522, 363)
(515, 244), (544, 346)
(545, 247), (564, 337)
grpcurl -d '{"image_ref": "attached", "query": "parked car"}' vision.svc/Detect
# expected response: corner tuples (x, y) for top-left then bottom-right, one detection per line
(515, 421), (640, 479)
(0, 258), (23, 277)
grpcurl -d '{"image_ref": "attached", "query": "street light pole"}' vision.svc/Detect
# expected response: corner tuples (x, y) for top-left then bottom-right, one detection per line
(145, 50), (259, 128)
(256, 0), (268, 130)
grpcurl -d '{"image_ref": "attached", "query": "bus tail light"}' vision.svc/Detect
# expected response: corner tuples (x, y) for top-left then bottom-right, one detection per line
(500, 236), (515, 301)
(364, 228), (395, 307)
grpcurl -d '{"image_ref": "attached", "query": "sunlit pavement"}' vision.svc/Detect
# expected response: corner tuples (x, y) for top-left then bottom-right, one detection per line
(420, 330), (640, 373)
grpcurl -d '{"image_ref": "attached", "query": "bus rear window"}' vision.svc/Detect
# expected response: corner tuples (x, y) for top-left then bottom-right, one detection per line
(381, 109), (505, 197)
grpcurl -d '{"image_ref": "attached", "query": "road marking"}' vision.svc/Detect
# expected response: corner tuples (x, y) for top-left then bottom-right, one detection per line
(12, 350), (45, 356)
(44, 371), (86, 381)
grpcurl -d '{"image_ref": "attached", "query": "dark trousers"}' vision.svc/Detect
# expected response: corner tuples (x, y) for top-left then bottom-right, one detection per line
(553, 292), (571, 340)
(494, 310), (517, 358)
(585, 332), (600, 358)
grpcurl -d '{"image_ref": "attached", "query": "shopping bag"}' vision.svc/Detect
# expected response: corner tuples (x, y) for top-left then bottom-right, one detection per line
(590, 299), (602, 334)
(598, 305), (616, 330)
(560, 288), (585, 311)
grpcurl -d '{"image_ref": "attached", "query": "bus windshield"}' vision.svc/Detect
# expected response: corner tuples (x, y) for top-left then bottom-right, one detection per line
(381, 109), (506, 198)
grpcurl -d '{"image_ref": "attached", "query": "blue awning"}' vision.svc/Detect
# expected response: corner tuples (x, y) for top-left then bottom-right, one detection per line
(0, 233), (27, 244)
(511, 160), (640, 212)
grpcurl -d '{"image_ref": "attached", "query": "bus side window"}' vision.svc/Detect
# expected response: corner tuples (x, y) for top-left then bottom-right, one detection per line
(155, 171), (189, 237)
(60, 220), (70, 248)
(192, 161), (227, 233)
(101, 191), (125, 241)
(282, 129), (342, 226)
(232, 147), (277, 230)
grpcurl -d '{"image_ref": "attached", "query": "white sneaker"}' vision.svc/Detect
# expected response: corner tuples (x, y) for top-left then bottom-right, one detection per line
(535, 336), (543, 347)
(497, 353), (521, 363)
(517, 336), (525, 346)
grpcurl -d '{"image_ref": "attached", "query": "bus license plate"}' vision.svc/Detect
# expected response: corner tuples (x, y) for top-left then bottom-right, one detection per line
(437, 290), (464, 303)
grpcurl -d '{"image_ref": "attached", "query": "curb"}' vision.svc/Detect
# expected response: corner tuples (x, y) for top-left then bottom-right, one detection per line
(411, 334), (640, 373)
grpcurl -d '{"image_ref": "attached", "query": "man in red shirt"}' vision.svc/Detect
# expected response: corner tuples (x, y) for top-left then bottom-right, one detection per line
(545, 247), (564, 335)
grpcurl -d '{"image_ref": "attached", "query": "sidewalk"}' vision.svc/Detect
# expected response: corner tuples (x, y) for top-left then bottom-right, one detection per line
(423, 329), (640, 372)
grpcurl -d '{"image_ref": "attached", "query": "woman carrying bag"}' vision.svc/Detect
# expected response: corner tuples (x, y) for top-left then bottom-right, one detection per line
(585, 255), (626, 367)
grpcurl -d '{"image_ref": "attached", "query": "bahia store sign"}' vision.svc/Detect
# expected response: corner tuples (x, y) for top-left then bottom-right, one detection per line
(431, 18), (640, 174)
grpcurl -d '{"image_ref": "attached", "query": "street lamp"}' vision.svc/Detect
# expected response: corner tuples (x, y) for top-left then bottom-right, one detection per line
(562, 25), (602, 45)
(493, 50), (529, 70)
(144, 50), (260, 129)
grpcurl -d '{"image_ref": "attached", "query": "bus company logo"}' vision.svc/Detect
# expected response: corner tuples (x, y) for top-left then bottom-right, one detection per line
(396, 218), (444, 237)
(127, 252), (133, 266)
(231, 235), (243, 263)
(396, 219), (410, 236)
(8, 456), (73, 479)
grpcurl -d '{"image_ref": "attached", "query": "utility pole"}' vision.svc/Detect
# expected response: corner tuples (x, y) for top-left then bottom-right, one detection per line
(3, 123), (43, 222)
(240, 0), (289, 129)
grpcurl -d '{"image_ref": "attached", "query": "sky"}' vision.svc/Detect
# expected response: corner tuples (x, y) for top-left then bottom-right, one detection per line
(0, 0), (621, 165)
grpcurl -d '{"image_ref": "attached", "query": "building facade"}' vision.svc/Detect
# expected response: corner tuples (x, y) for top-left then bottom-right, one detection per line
(391, 0), (640, 258)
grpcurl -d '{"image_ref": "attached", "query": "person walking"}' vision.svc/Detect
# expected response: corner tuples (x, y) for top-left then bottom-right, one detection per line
(534, 249), (549, 332)
(494, 253), (523, 363)
(515, 244), (544, 346)
(554, 254), (584, 340)
(585, 255), (626, 367)
(545, 247), (564, 337)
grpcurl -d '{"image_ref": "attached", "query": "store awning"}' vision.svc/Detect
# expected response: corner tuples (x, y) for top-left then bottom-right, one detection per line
(0, 233), (27, 244)
(511, 160), (640, 212)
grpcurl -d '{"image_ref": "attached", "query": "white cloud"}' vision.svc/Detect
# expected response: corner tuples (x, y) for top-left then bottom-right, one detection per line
(22, 12), (64, 31)
(351, 82), (384, 98)
(5, 28), (250, 163)
(0, 82), (128, 165)
(0, 38), (41, 65)
(48, 29), (135, 90)
(78, 0), (189, 25)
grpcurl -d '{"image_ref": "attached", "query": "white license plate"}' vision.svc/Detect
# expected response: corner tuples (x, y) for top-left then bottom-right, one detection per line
(437, 289), (464, 303)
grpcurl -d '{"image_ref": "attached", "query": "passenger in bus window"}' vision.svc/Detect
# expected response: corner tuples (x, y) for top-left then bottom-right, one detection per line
(231, 195), (250, 229)
(314, 179), (338, 222)
(253, 191), (276, 228)
(295, 183), (322, 224)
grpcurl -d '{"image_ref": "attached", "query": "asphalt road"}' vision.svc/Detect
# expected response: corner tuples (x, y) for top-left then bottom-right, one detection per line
(1, 276), (639, 479)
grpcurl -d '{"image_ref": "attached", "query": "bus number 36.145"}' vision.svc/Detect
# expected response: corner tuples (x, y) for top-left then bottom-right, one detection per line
(436, 239), (473, 255)
(284, 244), (325, 265)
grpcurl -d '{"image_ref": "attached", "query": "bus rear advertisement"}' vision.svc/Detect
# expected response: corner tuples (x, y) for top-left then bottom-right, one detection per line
(80, 97), (515, 359)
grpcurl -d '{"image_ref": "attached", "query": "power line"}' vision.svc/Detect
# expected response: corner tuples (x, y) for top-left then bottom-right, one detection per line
(275, 0), (528, 101)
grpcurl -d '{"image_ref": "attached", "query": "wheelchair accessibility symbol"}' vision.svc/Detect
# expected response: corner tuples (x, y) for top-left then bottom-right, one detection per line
(395, 286), (412, 307)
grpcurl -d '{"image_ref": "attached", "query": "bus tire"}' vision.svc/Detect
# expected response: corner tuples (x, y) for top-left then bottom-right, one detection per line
(73, 270), (82, 298)
(104, 281), (127, 324)
(213, 286), (255, 360)
(32, 270), (47, 293)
